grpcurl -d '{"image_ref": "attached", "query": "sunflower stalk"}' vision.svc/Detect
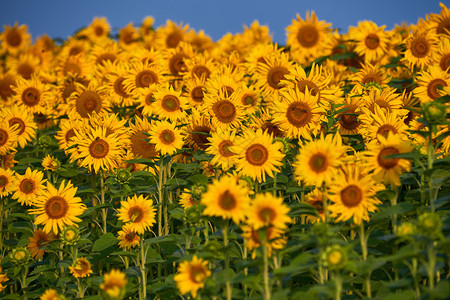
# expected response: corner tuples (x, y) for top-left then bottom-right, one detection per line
(427, 242), (436, 290)
(263, 240), (271, 300)
(100, 172), (107, 234)
(334, 271), (342, 300)
(360, 222), (372, 298)
(426, 131), (436, 212)
(140, 239), (148, 300)
(222, 222), (232, 300)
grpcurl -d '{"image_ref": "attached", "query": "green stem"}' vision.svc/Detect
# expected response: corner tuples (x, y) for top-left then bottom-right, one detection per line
(412, 257), (421, 298)
(334, 272), (342, 300)
(391, 187), (398, 235)
(140, 239), (147, 300)
(427, 134), (435, 212)
(223, 222), (231, 300)
(427, 242), (436, 289)
(322, 185), (328, 223)
(263, 243), (271, 300)
(360, 223), (371, 298)
(100, 173), (107, 234)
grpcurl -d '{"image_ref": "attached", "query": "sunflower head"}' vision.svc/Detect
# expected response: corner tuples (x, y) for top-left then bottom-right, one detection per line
(100, 269), (128, 300)
(174, 255), (211, 298)
(418, 212), (442, 238)
(61, 226), (81, 245)
(69, 257), (93, 278)
(322, 244), (348, 271)
(9, 246), (31, 266)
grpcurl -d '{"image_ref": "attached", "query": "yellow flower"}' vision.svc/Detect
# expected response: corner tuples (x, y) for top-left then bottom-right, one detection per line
(414, 65), (450, 103)
(1, 105), (37, 148)
(0, 167), (15, 198)
(42, 155), (61, 171)
(174, 255), (211, 298)
(40, 288), (63, 300)
(246, 192), (291, 230)
(69, 257), (93, 278)
(293, 133), (347, 187)
(27, 228), (56, 259)
(100, 269), (128, 300)
(117, 223), (140, 250)
(0, 23), (31, 54)
(117, 194), (156, 234)
(201, 174), (250, 224)
(149, 120), (185, 156)
(206, 129), (237, 171)
(241, 225), (287, 259)
(231, 128), (285, 183)
(11, 167), (46, 206)
(348, 20), (389, 63)
(29, 180), (87, 235)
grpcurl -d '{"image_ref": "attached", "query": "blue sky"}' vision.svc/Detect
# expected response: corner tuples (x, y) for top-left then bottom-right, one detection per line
(1, 0), (445, 44)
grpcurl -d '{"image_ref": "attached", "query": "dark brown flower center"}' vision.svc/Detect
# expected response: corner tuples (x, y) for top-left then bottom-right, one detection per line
(218, 140), (234, 157)
(128, 206), (144, 223)
(365, 34), (380, 50)
(114, 77), (129, 98)
(136, 70), (158, 87)
(258, 207), (276, 223)
(191, 86), (204, 104)
(76, 91), (102, 118)
(21, 87), (40, 107)
(160, 129), (175, 145)
(6, 28), (22, 47)
(190, 125), (210, 150)
(410, 36), (430, 58)
(436, 17), (450, 35)
(45, 196), (69, 219)
(169, 53), (188, 75)
(439, 54), (450, 73)
(166, 31), (183, 48)
(297, 25), (319, 48)
(218, 190), (237, 210)
(308, 153), (328, 173)
(377, 146), (399, 169)
(212, 100), (236, 123)
(63, 61), (82, 76)
(245, 144), (269, 166)
(130, 131), (157, 159)
(286, 101), (312, 128)
(0, 175), (9, 188)
(9, 117), (25, 135)
(95, 53), (117, 66)
(242, 94), (256, 106)
(89, 138), (109, 158)
(189, 265), (208, 284)
(65, 128), (76, 143)
(20, 178), (36, 194)
(427, 78), (447, 100)
(0, 75), (16, 101)
(192, 65), (211, 79)
(267, 66), (289, 89)
(340, 185), (363, 208)
(377, 124), (398, 138)
(0, 129), (8, 147)
(161, 95), (180, 112)
(339, 105), (360, 130)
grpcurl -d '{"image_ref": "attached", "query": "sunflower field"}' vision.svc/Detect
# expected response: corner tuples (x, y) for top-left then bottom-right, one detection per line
(0, 3), (449, 300)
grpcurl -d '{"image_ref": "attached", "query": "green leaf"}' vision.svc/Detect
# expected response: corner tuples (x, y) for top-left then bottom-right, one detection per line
(17, 157), (42, 165)
(371, 202), (415, 222)
(92, 232), (118, 252)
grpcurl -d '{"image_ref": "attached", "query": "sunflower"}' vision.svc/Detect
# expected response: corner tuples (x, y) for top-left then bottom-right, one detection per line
(428, 3), (450, 36)
(0, 73), (17, 104)
(190, 29), (214, 53)
(201, 174), (250, 224)
(231, 128), (285, 183)
(69, 257), (93, 278)
(364, 133), (415, 186)
(348, 20), (389, 63)
(293, 133), (348, 187)
(402, 28), (438, 70)
(281, 63), (341, 106)
(29, 180), (87, 235)
(0, 23), (31, 54)
(183, 52), (216, 81)
(0, 120), (19, 155)
(185, 76), (207, 108)
(253, 51), (293, 100)
(433, 35), (450, 73)
(55, 117), (82, 151)
(128, 116), (158, 160)
(135, 85), (157, 116)
(117, 223), (140, 250)
(241, 225), (287, 258)
(350, 62), (390, 88)
(140, 16), (155, 38)
(118, 23), (139, 49)
(359, 105), (409, 142)
(248, 107), (285, 138)
(414, 66), (450, 103)
(273, 85), (325, 140)
(305, 188), (326, 223)
(12, 75), (49, 115)
(247, 192), (291, 230)
(67, 79), (110, 118)
(59, 37), (90, 58)
(11, 167), (46, 206)
(334, 93), (364, 136)
(152, 84), (188, 122)
(328, 165), (382, 225)
(285, 11), (332, 61)
(149, 120), (185, 156)
(72, 126), (124, 173)
(42, 155), (60, 172)
(0, 167), (15, 198)
(117, 194), (156, 234)
(88, 39), (122, 68)
(0, 267), (7, 293)
(164, 42), (195, 79)
(55, 53), (91, 79)
(206, 129), (237, 171)
(361, 85), (407, 115)
(84, 17), (111, 42)
(231, 82), (262, 115)
(6, 53), (40, 80)
(123, 60), (166, 93)
(174, 255), (211, 298)
(100, 269), (128, 299)
(179, 189), (197, 209)
(244, 43), (284, 77)
(204, 87), (245, 131)
(1, 105), (37, 148)
(40, 289), (63, 300)
(104, 63), (136, 107)
(204, 66), (241, 99)
(155, 20), (191, 49)
(27, 228), (56, 259)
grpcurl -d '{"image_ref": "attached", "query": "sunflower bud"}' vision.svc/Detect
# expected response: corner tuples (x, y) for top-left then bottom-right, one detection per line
(322, 244), (348, 271)
(191, 183), (207, 200)
(396, 222), (417, 239)
(274, 137), (292, 154)
(10, 247), (31, 266)
(38, 135), (53, 149)
(114, 168), (132, 185)
(418, 212), (442, 238)
(61, 226), (81, 245)
(423, 101), (446, 124)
